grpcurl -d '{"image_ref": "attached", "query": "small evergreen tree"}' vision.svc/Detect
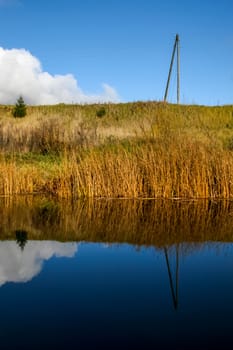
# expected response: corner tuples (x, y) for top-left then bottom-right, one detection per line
(13, 96), (27, 118)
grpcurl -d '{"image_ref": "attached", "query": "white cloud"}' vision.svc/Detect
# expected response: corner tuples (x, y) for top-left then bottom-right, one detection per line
(0, 241), (78, 286)
(0, 47), (120, 105)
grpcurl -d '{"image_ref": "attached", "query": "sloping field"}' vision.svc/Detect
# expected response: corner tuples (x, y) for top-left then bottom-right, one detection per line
(0, 101), (233, 198)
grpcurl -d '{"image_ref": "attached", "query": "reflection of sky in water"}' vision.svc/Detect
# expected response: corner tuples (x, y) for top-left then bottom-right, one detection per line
(0, 241), (233, 349)
(0, 241), (78, 286)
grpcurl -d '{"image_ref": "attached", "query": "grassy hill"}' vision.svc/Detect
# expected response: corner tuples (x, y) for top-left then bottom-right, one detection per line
(0, 101), (233, 198)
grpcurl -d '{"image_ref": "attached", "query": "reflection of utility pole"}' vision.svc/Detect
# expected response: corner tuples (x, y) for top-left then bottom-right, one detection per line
(164, 34), (180, 104)
(164, 244), (179, 309)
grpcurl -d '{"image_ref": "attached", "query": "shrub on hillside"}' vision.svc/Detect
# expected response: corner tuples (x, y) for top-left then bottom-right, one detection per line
(96, 107), (106, 118)
(12, 96), (27, 118)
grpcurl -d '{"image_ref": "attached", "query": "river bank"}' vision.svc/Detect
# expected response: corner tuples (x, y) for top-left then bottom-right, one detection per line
(0, 101), (233, 198)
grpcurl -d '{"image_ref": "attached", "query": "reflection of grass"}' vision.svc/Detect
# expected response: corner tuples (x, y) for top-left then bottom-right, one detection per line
(0, 102), (233, 198)
(34, 200), (60, 225)
(1, 196), (233, 248)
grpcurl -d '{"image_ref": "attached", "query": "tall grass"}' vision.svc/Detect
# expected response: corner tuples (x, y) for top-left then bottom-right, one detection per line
(0, 102), (233, 198)
(47, 138), (233, 199)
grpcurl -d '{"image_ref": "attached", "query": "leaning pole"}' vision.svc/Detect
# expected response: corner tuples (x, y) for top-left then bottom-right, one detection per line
(164, 34), (180, 104)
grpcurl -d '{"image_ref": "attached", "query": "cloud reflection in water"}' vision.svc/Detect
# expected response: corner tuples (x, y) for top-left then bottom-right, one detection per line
(0, 241), (78, 286)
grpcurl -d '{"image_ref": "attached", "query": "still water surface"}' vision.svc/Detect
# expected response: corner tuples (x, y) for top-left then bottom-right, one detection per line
(1, 198), (233, 349)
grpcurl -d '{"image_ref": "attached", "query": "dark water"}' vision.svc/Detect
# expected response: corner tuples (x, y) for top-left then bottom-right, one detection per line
(1, 198), (233, 349)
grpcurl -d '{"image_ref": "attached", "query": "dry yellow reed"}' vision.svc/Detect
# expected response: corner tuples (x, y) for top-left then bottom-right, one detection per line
(0, 102), (233, 198)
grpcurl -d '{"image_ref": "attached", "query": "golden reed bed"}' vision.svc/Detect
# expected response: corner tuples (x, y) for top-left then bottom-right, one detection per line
(0, 102), (233, 199)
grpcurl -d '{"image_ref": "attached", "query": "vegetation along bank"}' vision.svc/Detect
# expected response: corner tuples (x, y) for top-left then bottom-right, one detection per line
(0, 101), (233, 199)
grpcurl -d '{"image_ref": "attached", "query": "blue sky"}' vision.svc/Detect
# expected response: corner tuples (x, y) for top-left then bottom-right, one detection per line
(0, 0), (232, 105)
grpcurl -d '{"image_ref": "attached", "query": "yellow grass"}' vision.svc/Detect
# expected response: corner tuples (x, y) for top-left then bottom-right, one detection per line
(0, 101), (233, 198)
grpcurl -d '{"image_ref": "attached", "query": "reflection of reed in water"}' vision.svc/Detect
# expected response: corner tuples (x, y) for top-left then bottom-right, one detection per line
(0, 197), (233, 247)
(0, 197), (230, 310)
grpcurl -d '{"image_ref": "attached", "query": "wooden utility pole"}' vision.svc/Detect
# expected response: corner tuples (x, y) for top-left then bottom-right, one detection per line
(176, 34), (180, 104)
(164, 34), (180, 104)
